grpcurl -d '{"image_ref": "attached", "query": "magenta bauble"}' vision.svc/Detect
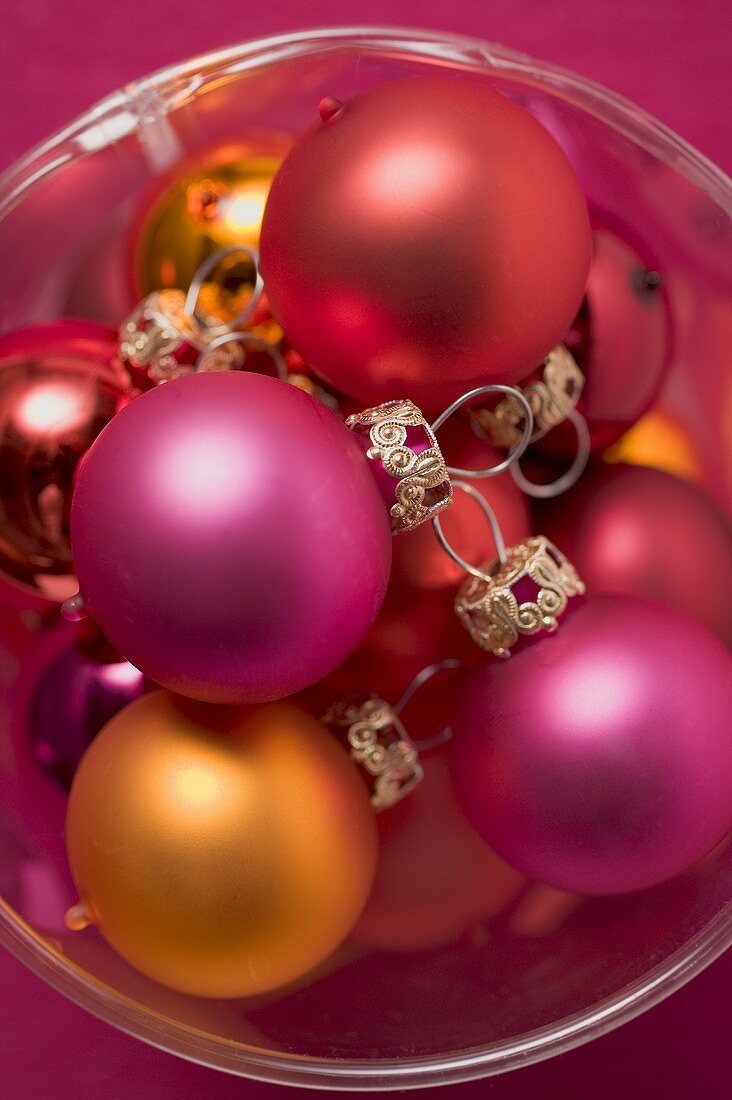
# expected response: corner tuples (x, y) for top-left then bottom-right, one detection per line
(537, 462), (732, 647)
(260, 75), (591, 410)
(451, 596), (732, 896)
(70, 371), (392, 703)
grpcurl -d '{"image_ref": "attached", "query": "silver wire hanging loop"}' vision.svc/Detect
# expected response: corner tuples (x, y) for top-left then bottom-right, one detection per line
(432, 479), (508, 586)
(509, 407), (591, 499)
(195, 331), (288, 380)
(430, 384), (535, 478)
(393, 658), (463, 750)
(184, 245), (265, 333)
(471, 364), (584, 448)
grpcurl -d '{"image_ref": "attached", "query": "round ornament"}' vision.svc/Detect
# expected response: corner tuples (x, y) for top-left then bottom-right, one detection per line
(260, 75), (592, 409)
(66, 693), (378, 997)
(68, 371), (392, 703)
(29, 623), (148, 790)
(132, 142), (287, 323)
(354, 751), (524, 952)
(538, 220), (672, 456)
(0, 320), (132, 607)
(451, 596), (732, 895)
(537, 462), (732, 647)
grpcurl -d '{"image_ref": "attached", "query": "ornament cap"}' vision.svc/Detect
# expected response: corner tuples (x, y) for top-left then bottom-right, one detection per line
(319, 96), (345, 123)
(471, 345), (584, 447)
(324, 694), (423, 811)
(346, 399), (452, 533)
(454, 535), (585, 658)
(65, 899), (95, 931)
(323, 660), (461, 810)
(61, 592), (87, 623)
(119, 247), (263, 385)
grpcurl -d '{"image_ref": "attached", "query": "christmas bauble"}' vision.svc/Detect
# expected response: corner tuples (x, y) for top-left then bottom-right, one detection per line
(538, 221), (671, 457)
(260, 75), (591, 409)
(0, 320), (132, 607)
(65, 693), (377, 997)
(132, 141), (287, 323)
(29, 622), (148, 790)
(538, 463), (732, 647)
(353, 751), (524, 951)
(70, 371), (391, 702)
(348, 581), (480, 704)
(451, 596), (732, 895)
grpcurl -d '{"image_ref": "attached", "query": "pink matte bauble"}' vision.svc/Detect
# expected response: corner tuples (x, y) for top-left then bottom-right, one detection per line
(260, 75), (591, 410)
(537, 463), (732, 647)
(354, 751), (524, 952)
(451, 596), (732, 896)
(70, 372), (392, 703)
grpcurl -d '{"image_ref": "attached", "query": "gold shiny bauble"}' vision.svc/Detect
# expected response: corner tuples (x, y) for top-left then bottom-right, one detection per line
(133, 143), (287, 323)
(65, 693), (378, 998)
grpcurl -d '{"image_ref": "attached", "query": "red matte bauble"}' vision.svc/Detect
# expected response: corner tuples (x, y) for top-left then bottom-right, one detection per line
(354, 582), (480, 704)
(354, 751), (524, 952)
(451, 596), (732, 896)
(260, 75), (592, 410)
(0, 320), (132, 608)
(70, 372), (392, 703)
(390, 422), (531, 591)
(537, 221), (671, 457)
(537, 462), (732, 647)
(299, 583), (478, 713)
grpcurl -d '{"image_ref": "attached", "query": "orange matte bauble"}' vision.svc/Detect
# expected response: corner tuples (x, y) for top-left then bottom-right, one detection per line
(65, 693), (378, 998)
(260, 75), (591, 411)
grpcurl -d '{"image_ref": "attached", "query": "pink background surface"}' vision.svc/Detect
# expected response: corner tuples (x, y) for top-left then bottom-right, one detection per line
(1, 3), (730, 1097)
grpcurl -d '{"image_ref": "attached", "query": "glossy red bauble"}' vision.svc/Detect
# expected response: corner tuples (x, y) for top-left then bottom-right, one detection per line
(0, 320), (131, 608)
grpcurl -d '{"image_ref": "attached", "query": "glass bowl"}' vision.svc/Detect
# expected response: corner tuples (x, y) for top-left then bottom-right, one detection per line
(0, 26), (730, 1090)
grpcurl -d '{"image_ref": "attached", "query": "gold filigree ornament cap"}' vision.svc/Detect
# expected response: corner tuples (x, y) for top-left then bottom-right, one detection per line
(347, 384), (535, 534)
(118, 245), (264, 386)
(433, 481), (585, 659)
(470, 344), (584, 448)
(323, 694), (424, 811)
(346, 399), (452, 533)
(322, 660), (461, 810)
(468, 346), (591, 500)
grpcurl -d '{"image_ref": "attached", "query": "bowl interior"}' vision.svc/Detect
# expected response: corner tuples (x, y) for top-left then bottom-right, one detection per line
(0, 28), (730, 1089)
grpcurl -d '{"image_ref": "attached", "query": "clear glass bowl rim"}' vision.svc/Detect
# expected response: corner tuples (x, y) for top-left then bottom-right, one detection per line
(0, 24), (730, 1091)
